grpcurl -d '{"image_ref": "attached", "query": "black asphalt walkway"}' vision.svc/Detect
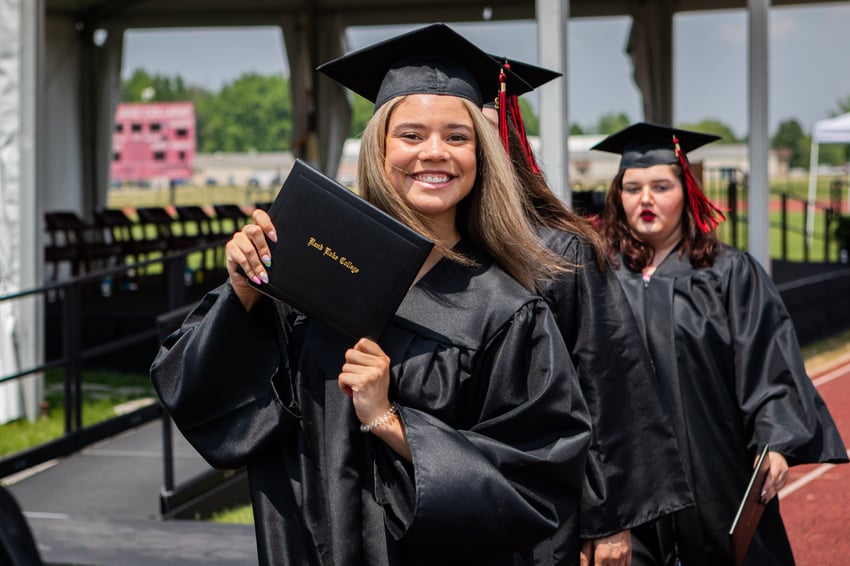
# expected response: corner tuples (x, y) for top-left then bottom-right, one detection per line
(5, 418), (258, 566)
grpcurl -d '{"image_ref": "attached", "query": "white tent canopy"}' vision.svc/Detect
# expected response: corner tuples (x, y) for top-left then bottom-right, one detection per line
(813, 112), (850, 144)
(807, 112), (850, 240)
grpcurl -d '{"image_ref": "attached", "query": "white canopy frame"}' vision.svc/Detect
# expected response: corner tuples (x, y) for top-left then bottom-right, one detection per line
(806, 112), (850, 242)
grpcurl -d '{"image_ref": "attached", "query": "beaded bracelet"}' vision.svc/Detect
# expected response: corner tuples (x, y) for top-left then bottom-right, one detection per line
(360, 404), (398, 433)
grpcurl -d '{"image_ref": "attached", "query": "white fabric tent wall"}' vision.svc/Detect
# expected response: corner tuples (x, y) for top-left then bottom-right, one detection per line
(282, 17), (316, 166)
(313, 14), (352, 178)
(627, 0), (674, 125)
(0, 0), (42, 424)
(0, 0), (24, 424)
(806, 112), (850, 240)
(43, 16), (86, 212)
(282, 14), (351, 178)
(43, 16), (124, 216)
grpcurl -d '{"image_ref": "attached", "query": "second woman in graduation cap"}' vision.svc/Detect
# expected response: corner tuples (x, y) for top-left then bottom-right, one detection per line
(594, 122), (847, 565)
(483, 60), (693, 566)
(151, 23), (591, 566)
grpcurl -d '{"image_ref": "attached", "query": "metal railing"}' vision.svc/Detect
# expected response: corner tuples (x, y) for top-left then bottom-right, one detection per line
(705, 167), (846, 262)
(0, 243), (224, 479)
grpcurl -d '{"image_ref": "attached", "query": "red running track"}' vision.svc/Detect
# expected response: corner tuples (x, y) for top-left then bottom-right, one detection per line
(779, 356), (850, 565)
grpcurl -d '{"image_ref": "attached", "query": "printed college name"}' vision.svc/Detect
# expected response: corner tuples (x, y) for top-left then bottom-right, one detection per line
(307, 237), (360, 274)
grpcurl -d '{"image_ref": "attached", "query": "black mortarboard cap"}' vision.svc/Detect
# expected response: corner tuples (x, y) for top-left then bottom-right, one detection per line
(486, 55), (562, 100)
(317, 23), (530, 109)
(593, 122), (726, 232)
(591, 122), (721, 170)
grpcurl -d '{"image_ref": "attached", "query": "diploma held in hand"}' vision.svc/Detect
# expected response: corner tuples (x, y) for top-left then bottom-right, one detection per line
(729, 444), (771, 566)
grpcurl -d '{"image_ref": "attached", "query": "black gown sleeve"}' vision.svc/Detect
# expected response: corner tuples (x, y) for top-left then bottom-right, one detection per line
(149, 284), (302, 469)
(727, 251), (847, 464)
(539, 232), (692, 538)
(375, 300), (592, 554)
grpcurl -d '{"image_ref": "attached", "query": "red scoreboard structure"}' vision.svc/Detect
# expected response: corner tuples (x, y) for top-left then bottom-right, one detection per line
(110, 101), (195, 184)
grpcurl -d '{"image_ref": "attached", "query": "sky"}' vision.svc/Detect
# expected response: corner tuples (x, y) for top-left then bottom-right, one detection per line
(121, 4), (850, 140)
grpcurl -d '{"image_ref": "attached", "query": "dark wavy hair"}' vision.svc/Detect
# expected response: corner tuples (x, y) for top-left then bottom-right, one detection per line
(599, 164), (718, 271)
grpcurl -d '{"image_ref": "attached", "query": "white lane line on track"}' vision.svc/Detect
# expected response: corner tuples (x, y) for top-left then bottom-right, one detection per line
(813, 362), (850, 387)
(779, 462), (837, 499)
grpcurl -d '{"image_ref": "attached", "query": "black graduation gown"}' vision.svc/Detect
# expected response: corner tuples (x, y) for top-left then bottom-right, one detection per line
(612, 243), (847, 566)
(0, 486), (43, 566)
(150, 246), (591, 566)
(535, 228), (693, 553)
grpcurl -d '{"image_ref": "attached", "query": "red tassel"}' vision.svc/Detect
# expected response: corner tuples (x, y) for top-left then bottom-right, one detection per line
(508, 94), (541, 175)
(673, 135), (726, 233)
(498, 68), (509, 154)
(501, 62), (541, 175)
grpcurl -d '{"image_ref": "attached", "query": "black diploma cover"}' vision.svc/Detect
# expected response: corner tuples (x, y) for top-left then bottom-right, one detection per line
(243, 159), (433, 341)
(729, 444), (771, 566)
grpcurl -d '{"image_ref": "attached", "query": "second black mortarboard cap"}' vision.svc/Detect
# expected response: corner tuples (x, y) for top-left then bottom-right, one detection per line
(593, 122), (726, 232)
(316, 23), (530, 109)
(488, 55), (561, 98)
(591, 122), (721, 170)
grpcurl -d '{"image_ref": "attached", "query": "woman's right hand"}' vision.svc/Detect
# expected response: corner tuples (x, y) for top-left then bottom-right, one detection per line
(225, 208), (278, 311)
(760, 451), (789, 503)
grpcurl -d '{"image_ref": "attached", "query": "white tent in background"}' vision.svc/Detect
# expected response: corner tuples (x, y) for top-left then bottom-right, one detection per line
(0, 158), (23, 425)
(807, 112), (850, 241)
(0, 298), (22, 425)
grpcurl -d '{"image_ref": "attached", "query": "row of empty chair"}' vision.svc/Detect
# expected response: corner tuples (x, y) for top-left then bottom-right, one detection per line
(43, 203), (269, 282)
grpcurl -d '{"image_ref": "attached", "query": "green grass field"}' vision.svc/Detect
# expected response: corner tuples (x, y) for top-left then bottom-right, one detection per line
(0, 370), (155, 457)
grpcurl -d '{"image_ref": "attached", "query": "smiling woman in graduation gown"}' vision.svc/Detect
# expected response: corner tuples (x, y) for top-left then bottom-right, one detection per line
(151, 23), (591, 566)
(152, 247), (589, 566)
(595, 122), (847, 566)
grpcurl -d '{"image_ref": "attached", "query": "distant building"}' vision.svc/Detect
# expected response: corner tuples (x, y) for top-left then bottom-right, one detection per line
(192, 151), (294, 189)
(110, 102), (195, 184)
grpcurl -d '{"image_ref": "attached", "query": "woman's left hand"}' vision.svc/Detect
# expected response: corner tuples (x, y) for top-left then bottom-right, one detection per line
(760, 451), (789, 503)
(338, 338), (393, 426)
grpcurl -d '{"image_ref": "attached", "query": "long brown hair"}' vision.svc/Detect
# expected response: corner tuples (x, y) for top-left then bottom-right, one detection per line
(501, 115), (606, 269)
(599, 164), (719, 271)
(357, 95), (566, 289)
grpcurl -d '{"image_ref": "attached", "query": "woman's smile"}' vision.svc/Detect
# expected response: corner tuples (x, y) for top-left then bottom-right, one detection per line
(409, 170), (456, 188)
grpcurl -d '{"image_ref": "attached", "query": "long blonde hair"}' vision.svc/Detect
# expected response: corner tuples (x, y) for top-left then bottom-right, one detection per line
(357, 95), (565, 289)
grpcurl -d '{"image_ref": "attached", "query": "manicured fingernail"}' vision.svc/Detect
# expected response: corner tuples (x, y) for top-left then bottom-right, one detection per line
(259, 272), (269, 284)
(268, 231), (278, 243)
(261, 255), (271, 267)
(251, 275), (262, 285)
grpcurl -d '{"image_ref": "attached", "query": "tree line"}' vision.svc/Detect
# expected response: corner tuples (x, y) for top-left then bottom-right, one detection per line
(122, 69), (849, 169)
